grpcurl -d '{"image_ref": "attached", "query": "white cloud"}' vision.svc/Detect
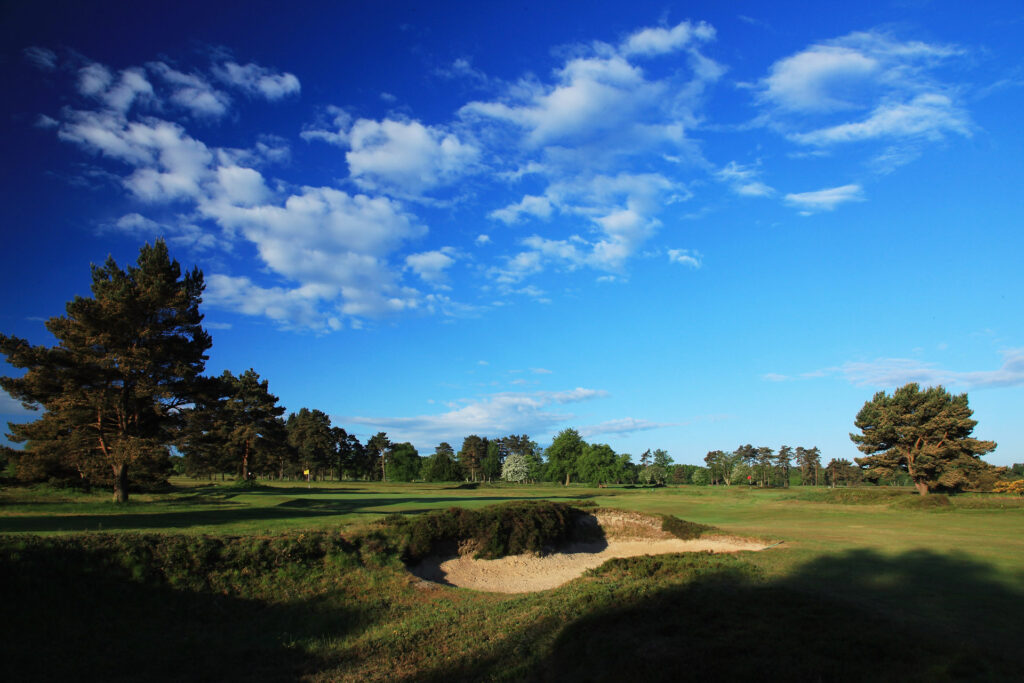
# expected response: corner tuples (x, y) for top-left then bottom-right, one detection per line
(201, 186), (428, 322)
(148, 62), (231, 117)
(790, 93), (969, 146)
(35, 114), (59, 129)
(489, 195), (553, 224)
(619, 20), (716, 57)
(668, 249), (702, 268)
(205, 274), (340, 332)
(300, 106), (353, 146)
(531, 368), (553, 374)
(491, 172), (683, 275)
(58, 111), (214, 202)
(213, 61), (300, 100)
(761, 46), (880, 113)
(784, 184), (864, 212)
(24, 46), (57, 71)
(345, 118), (480, 195)
(475, 234), (491, 245)
(716, 161), (775, 197)
(341, 387), (608, 447)
(212, 165), (270, 206)
(756, 30), (969, 161)
(115, 212), (161, 232)
(405, 248), (457, 286)
(77, 64), (154, 112)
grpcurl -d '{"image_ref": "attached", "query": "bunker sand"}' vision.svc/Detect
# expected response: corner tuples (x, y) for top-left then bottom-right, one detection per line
(411, 510), (769, 594)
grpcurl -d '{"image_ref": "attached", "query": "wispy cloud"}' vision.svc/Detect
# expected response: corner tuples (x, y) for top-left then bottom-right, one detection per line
(668, 249), (702, 268)
(579, 417), (676, 438)
(767, 348), (1024, 390)
(341, 387), (609, 447)
(754, 29), (969, 174)
(784, 183), (864, 213)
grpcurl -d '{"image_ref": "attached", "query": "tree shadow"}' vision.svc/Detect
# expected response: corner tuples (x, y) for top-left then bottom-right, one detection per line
(0, 495), (575, 532)
(410, 548), (1024, 682)
(0, 561), (363, 682)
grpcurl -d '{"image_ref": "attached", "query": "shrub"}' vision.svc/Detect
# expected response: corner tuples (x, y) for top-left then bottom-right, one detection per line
(660, 515), (715, 540)
(993, 480), (1024, 496)
(386, 500), (595, 563)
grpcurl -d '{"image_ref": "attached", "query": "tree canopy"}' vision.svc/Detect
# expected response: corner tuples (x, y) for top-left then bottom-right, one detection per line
(546, 428), (585, 485)
(851, 383), (996, 495)
(0, 240), (210, 501)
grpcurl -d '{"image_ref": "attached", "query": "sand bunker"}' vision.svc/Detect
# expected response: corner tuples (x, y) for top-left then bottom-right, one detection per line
(411, 511), (769, 594)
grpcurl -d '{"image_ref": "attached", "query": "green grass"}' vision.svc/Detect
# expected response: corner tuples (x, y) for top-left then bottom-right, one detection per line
(2, 480), (1023, 681)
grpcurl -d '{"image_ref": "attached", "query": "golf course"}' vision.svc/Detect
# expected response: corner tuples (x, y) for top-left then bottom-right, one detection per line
(3, 480), (1022, 681)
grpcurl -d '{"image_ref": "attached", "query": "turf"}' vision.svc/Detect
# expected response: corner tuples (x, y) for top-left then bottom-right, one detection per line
(2, 480), (1023, 681)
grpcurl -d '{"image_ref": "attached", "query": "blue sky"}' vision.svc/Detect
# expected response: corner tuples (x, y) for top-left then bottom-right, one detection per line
(2, 0), (1022, 465)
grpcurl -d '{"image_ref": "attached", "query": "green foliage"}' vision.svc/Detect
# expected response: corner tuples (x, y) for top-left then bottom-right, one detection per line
(639, 464), (668, 486)
(0, 531), (358, 594)
(421, 443), (463, 482)
(576, 442), (619, 485)
(546, 428), (585, 485)
(457, 434), (487, 482)
(385, 500), (591, 562)
(286, 408), (336, 477)
(852, 383), (996, 495)
(385, 442), (421, 482)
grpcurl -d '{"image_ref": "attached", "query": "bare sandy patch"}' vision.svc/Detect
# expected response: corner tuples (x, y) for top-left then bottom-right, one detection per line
(410, 509), (769, 593)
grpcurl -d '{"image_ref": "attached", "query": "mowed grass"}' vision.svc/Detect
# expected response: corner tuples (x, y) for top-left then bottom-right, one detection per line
(2, 480), (1023, 681)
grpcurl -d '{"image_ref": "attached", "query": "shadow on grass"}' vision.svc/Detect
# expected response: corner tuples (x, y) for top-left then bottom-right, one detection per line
(0, 564), (357, 682)
(410, 549), (1024, 682)
(0, 495), (586, 532)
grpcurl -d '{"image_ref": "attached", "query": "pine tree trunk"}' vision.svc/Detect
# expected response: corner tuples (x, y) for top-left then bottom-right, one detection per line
(565, 472), (571, 486)
(112, 463), (129, 503)
(914, 480), (929, 496)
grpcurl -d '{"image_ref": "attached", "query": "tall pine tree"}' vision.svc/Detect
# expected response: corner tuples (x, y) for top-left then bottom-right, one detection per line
(0, 241), (210, 501)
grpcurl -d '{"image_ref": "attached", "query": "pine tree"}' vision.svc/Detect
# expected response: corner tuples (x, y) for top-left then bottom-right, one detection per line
(219, 369), (287, 480)
(852, 383), (996, 495)
(1, 241), (210, 501)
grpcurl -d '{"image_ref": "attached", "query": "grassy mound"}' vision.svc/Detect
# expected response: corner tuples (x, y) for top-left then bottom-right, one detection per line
(384, 500), (600, 563)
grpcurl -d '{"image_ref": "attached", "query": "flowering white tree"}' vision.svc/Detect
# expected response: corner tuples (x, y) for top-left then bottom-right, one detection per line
(502, 452), (529, 483)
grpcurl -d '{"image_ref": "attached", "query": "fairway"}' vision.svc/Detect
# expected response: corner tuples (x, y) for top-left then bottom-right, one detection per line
(3, 481), (1024, 681)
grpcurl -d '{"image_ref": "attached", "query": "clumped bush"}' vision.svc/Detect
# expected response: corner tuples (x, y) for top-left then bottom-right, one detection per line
(660, 515), (715, 540)
(386, 500), (595, 563)
(993, 480), (1024, 496)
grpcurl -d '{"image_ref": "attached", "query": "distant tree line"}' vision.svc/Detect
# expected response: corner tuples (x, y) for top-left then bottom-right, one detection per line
(0, 242), (1009, 500)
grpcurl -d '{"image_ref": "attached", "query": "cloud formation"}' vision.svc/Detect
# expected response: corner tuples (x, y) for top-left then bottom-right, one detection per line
(342, 387), (609, 447)
(756, 30), (969, 158)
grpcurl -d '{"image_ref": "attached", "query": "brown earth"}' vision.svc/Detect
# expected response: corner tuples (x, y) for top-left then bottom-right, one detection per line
(410, 510), (769, 594)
